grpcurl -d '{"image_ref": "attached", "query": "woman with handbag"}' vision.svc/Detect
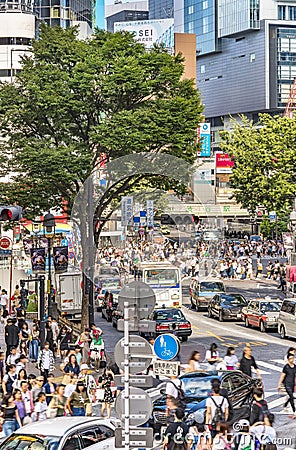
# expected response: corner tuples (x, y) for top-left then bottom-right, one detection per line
(66, 381), (90, 416)
(1, 394), (22, 436)
(100, 367), (114, 419)
(48, 385), (67, 418)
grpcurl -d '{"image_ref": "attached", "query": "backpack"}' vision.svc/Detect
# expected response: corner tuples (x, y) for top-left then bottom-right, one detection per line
(210, 396), (225, 426)
(254, 401), (269, 423)
(169, 381), (186, 410)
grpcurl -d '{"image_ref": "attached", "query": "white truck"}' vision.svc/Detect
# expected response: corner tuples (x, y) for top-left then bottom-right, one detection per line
(57, 272), (82, 322)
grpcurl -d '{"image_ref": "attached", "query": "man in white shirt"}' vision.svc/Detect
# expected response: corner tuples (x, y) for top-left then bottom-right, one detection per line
(166, 375), (183, 419)
(6, 347), (20, 366)
(0, 289), (8, 316)
(21, 381), (34, 416)
(205, 379), (229, 435)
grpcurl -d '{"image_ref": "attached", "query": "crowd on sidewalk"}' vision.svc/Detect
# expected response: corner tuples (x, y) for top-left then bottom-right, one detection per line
(0, 288), (120, 438)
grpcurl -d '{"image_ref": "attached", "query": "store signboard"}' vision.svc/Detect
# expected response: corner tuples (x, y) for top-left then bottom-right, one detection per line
(215, 152), (234, 173)
(114, 19), (174, 50)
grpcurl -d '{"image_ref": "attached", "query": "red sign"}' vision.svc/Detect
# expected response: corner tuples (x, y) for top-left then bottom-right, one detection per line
(215, 153), (234, 168)
(0, 237), (12, 249)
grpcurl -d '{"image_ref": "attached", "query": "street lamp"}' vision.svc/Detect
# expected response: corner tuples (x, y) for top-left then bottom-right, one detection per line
(43, 213), (55, 317)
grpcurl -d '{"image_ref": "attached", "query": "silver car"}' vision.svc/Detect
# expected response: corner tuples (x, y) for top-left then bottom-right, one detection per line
(278, 298), (296, 339)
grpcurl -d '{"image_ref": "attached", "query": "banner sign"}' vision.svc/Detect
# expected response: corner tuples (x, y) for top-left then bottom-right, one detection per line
(215, 152), (234, 173)
(114, 19), (174, 50)
(146, 200), (154, 227)
(282, 232), (294, 249)
(121, 196), (133, 226)
(30, 248), (46, 272)
(53, 246), (69, 273)
(23, 239), (33, 255)
(197, 123), (211, 157)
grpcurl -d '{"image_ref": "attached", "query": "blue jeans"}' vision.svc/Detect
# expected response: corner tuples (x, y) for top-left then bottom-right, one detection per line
(3, 419), (16, 437)
(72, 407), (85, 416)
(29, 339), (39, 360)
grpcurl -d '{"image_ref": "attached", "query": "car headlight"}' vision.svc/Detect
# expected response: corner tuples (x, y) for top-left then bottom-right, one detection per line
(171, 294), (179, 300)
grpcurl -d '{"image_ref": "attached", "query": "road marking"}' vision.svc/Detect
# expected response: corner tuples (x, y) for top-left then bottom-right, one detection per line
(268, 397), (286, 409)
(257, 361), (283, 373)
(272, 359), (285, 365)
(205, 331), (225, 342)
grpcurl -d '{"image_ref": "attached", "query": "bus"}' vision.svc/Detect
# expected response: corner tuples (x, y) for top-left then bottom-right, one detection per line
(140, 262), (182, 308)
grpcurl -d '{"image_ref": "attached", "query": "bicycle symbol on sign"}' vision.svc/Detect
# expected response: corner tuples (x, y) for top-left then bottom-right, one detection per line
(161, 349), (174, 358)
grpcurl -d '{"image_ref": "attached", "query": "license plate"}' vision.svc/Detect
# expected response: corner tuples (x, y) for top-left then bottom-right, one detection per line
(237, 314), (241, 318)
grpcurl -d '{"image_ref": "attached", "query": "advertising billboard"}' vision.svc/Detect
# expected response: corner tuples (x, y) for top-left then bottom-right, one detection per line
(215, 152), (234, 173)
(197, 123), (211, 157)
(114, 19), (174, 50)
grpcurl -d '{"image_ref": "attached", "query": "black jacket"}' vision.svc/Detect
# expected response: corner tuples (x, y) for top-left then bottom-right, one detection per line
(5, 324), (19, 346)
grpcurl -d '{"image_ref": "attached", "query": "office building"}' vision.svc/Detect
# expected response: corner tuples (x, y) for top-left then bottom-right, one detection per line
(105, 0), (148, 32)
(148, 0), (174, 19)
(0, 0), (36, 82)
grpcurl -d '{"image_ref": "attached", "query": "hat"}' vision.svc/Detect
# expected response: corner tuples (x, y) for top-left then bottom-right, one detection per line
(80, 364), (89, 370)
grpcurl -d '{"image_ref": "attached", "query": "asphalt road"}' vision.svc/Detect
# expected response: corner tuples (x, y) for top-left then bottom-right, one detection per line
(95, 277), (296, 449)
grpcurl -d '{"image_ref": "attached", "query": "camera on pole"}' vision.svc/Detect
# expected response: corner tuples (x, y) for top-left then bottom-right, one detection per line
(0, 205), (22, 221)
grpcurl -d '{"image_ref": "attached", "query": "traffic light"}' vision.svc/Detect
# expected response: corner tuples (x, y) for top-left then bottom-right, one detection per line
(160, 214), (193, 225)
(192, 215), (199, 224)
(0, 205), (22, 221)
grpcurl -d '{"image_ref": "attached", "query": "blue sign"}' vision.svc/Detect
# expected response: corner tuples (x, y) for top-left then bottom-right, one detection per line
(153, 334), (180, 361)
(146, 200), (154, 227)
(197, 123), (211, 157)
(61, 238), (68, 247)
(269, 211), (277, 222)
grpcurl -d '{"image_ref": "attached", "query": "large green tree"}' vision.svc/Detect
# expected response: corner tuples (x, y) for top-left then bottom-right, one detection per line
(0, 25), (203, 326)
(220, 114), (296, 214)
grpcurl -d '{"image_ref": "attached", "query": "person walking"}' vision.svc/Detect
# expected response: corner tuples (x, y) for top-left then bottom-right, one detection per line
(239, 344), (261, 379)
(29, 324), (40, 363)
(63, 354), (80, 376)
(277, 353), (296, 417)
(1, 394), (22, 436)
(20, 381), (34, 420)
(43, 373), (57, 405)
(162, 408), (191, 450)
(0, 289), (8, 317)
(13, 389), (26, 425)
(205, 379), (229, 437)
(99, 367), (114, 419)
(186, 351), (201, 372)
(2, 364), (17, 396)
(37, 342), (55, 382)
(223, 347), (239, 371)
(205, 343), (222, 367)
(5, 319), (19, 357)
(79, 329), (91, 364)
(32, 392), (47, 422)
(48, 384), (67, 417)
(67, 381), (90, 417)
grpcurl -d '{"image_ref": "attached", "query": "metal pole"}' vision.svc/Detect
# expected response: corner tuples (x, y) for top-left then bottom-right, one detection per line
(8, 251), (13, 314)
(39, 275), (46, 346)
(48, 237), (52, 317)
(123, 301), (130, 450)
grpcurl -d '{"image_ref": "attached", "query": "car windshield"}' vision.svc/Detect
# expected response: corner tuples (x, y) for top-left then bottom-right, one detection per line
(221, 295), (247, 306)
(181, 377), (213, 398)
(260, 302), (281, 312)
(200, 282), (224, 292)
(1, 434), (60, 450)
(155, 310), (185, 321)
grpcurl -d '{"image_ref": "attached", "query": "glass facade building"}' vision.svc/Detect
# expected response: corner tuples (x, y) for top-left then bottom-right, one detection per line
(184, 0), (218, 54)
(218, 0), (259, 37)
(35, 0), (93, 28)
(148, 0), (174, 19)
(277, 27), (296, 108)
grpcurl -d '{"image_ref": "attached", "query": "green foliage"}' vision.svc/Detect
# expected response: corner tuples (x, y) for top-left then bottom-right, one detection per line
(220, 114), (296, 214)
(259, 216), (289, 239)
(0, 25), (204, 228)
(26, 301), (38, 312)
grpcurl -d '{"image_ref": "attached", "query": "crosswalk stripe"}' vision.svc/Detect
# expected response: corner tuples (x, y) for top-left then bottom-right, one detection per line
(268, 396), (286, 410)
(271, 359), (285, 365)
(257, 360), (283, 372)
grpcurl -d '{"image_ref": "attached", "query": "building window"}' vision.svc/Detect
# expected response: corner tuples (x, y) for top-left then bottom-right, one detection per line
(250, 53), (256, 62)
(289, 6), (296, 21)
(278, 5), (286, 20)
(203, 16), (209, 34)
(203, 0), (208, 9)
(188, 21), (194, 33)
(188, 5), (193, 14)
(200, 64), (205, 73)
(51, 6), (60, 17)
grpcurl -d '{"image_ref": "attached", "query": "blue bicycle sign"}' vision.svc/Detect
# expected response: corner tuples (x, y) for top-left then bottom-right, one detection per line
(153, 334), (180, 361)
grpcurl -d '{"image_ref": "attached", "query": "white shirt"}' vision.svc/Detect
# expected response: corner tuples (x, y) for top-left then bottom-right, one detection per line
(64, 384), (76, 398)
(43, 350), (51, 370)
(251, 425), (276, 444)
(205, 395), (228, 424)
(22, 391), (33, 414)
(224, 354), (239, 368)
(165, 379), (182, 399)
(6, 352), (20, 366)
(32, 401), (47, 421)
(0, 294), (8, 307)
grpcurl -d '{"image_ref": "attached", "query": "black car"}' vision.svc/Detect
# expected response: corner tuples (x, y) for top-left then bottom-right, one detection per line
(149, 308), (192, 342)
(152, 370), (260, 429)
(208, 293), (248, 321)
(101, 291), (119, 322)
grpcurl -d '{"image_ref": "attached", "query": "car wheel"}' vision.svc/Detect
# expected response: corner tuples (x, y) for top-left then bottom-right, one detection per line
(190, 298), (196, 309)
(280, 325), (286, 339)
(245, 317), (250, 327)
(260, 320), (266, 333)
(219, 311), (224, 322)
(182, 336), (188, 342)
